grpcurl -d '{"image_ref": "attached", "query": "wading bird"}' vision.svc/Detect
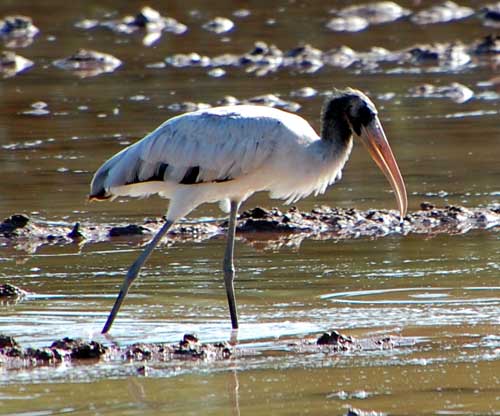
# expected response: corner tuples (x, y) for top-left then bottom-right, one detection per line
(90, 88), (407, 333)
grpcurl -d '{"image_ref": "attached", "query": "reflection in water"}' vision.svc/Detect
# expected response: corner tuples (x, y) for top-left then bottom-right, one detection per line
(228, 369), (240, 416)
(124, 368), (241, 415)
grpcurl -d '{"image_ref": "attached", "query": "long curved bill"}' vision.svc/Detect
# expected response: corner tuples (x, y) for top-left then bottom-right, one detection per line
(359, 117), (408, 218)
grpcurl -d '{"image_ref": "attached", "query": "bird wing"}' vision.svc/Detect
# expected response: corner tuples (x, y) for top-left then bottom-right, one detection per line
(90, 106), (312, 199)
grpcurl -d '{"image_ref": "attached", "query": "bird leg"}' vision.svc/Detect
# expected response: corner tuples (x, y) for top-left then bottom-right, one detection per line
(224, 200), (240, 329)
(101, 219), (175, 333)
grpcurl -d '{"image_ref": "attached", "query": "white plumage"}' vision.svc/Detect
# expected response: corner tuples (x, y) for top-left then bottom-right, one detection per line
(91, 88), (407, 333)
(91, 105), (352, 220)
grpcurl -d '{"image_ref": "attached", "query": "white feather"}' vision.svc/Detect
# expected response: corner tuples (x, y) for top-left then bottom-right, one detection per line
(90, 105), (352, 221)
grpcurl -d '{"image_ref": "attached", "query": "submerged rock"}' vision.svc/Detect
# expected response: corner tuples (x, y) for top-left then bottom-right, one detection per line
(0, 15), (39, 47)
(0, 50), (33, 77)
(473, 34), (500, 55)
(167, 101), (212, 113)
(326, 16), (369, 32)
(406, 41), (471, 68)
(480, 4), (500, 28)
(336, 1), (410, 25)
(166, 52), (211, 68)
(53, 49), (122, 78)
(411, 1), (474, 25)
(165, 41), (285, 76)
(162, 34), (496, 76)
(21, 101), (50, 116)
(409, 82), (474, 103)
(323, 46), (358, 68)
(202, 17), (234, 34)
(79, 7), (187, 46)
(166, 93), (301, 114)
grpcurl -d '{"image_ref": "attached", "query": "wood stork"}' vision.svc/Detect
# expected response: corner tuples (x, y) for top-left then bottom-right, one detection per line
(90, 88), (407, 333)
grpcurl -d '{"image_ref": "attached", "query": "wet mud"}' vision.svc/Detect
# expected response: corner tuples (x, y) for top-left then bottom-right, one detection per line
(0, 203), (498, 253)
(0, 333), (231, 369)
(0, 330), (410, 370)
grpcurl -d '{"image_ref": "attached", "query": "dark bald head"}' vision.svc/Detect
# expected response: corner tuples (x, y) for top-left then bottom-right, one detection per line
(321, 88), (378, 142)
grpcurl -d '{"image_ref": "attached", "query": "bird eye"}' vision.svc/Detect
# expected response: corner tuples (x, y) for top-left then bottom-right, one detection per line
(358, 105), (375, 127)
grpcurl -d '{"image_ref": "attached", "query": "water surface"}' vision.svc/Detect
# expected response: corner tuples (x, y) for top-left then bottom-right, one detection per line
(0, 0), (499, 415)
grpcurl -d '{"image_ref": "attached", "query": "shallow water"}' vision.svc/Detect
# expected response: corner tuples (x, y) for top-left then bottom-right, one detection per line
(0, 0), (499, 415)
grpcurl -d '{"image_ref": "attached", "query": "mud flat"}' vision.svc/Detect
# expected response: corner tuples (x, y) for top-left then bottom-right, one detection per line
(0, 203), (498, 253)
(0, 330), (412, 370)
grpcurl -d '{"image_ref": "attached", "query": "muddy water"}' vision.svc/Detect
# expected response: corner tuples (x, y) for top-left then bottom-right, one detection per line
(0, 0), (499, 415)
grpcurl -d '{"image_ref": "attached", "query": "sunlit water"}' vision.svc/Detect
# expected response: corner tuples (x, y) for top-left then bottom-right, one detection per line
(0, 0), (499, 415)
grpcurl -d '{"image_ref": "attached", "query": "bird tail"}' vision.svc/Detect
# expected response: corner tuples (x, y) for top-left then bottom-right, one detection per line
(89, 164), (113, 201)
(89, 146), (134, 201)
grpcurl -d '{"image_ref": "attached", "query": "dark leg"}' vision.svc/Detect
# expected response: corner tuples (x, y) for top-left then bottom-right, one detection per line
(102, 220), (174, 333)
(224, 200), (240, 329)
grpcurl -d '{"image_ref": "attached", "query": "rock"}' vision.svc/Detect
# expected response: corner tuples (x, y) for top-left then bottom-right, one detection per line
(242, 207), (272, 219)
(336, 1), (410, 25)
(0, 50), (33, 78)
(420, 201), (435, 211)
(108, 224), (149, 237)
(166, 52), (211, 68)
(480, 4), (500, 28)
(317, 330), (354, 350)
(407, 41), (471, 67)
(473, 34), (500, 55)
(0, 283), (29, 299)
(0, 214), (29, 236)
(167, 101), (212, 113)
(53, 49), (122, 78)
(290, 87), (318, 98)
(323, 46), (358, 68)
(326, 16), (369, 32)
(409, 82), (474, 103)
(70, 341), (107, 360)
(48, 338), (107, 360)
(100, 7), (187, 35)
(0, 334), (20, 349)
(0, 15), (39, 47)
(411, 1), (474, 25)
(202, 17), (234, 34)
(76, 6), (187, 46)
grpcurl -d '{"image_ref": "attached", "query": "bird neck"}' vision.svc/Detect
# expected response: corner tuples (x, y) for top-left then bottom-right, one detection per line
(320, 101), (353, 156)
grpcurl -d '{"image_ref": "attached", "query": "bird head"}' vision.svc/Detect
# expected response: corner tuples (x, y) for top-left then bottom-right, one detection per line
(323, 88), (408, 218)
